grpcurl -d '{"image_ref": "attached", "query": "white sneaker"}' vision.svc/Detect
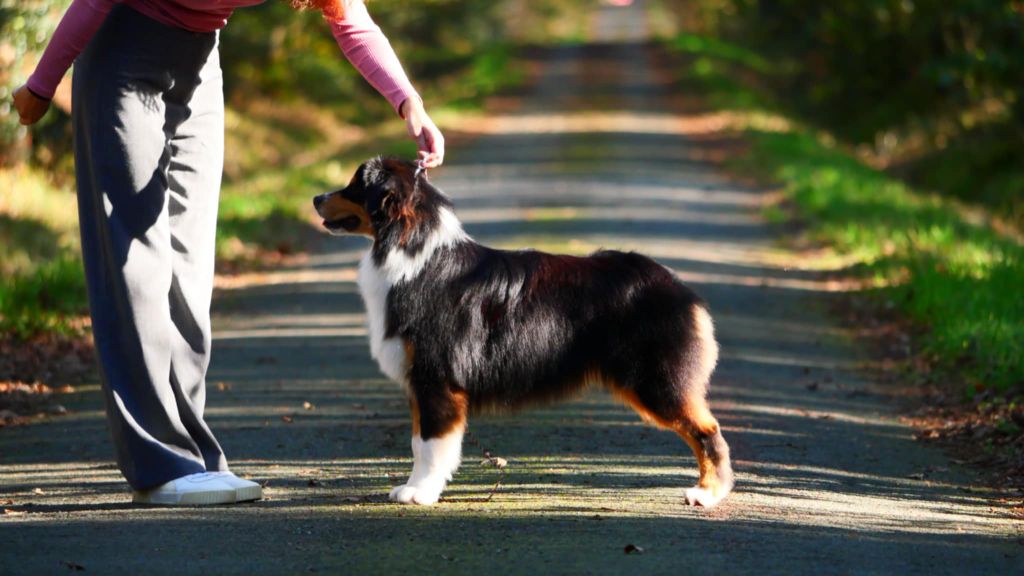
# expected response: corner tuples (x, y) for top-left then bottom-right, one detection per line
(210, 471), (263, 502)
(132, 472), (237, 506)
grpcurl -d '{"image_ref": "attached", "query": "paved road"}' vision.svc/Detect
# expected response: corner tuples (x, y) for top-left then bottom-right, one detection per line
(1, 2), (1021, 574)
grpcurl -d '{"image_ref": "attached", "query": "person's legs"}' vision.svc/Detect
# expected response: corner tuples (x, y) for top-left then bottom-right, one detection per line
(72, 6), (228, 493)
(164, 36), (229, 477)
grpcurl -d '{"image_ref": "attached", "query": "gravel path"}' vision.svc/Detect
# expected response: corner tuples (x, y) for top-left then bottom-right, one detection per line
(1, 2), (1021, 574)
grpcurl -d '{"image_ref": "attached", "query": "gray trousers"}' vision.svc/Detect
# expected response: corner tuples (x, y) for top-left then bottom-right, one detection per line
(73, 5), (227, 490)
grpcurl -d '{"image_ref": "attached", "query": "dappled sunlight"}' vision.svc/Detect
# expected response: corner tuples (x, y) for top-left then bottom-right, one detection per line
(4, 7), (1020, 574)
(213, 326), (367, 341)
(213, 266), (357, 290)
(721, 350), (859, 370)
(457, 110), (770, 137)
(457, 204), (759, 227)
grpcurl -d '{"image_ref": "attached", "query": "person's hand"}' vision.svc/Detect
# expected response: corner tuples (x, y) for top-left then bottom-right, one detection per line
(13, 85), (51, 125)
(401, 98), (444, 168)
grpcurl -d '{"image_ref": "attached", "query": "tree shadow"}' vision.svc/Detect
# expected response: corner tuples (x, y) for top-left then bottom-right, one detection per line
(3, 26), (1021, 575)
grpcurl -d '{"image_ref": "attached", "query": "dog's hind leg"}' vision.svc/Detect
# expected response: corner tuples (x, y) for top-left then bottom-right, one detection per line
(610, 304), (733, 507)
(676, 305), (733, 507)
(676, 401), (733, 507)
(612, 384), (733, 508)
(389, 383), (467, 506)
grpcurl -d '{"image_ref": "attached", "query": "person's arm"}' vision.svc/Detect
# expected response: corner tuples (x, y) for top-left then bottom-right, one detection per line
(14, 0), (120, 125)
(329, 1), (445, 167)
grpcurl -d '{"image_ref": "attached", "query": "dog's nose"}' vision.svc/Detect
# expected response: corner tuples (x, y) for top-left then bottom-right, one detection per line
(313, 195), (325, 210)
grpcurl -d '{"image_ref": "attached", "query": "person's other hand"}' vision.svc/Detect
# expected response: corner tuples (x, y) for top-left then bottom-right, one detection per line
(13, 85), (51, 125)
(401, 98), (444, 168)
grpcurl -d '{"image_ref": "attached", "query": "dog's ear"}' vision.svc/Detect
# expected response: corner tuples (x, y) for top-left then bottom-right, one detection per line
(378, 158), (421, 245)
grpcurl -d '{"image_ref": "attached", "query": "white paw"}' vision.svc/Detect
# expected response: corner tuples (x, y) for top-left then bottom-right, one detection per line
(685, 486), (724, 508)
(388, 483), (442, 506)
(388, 484), (410, 502)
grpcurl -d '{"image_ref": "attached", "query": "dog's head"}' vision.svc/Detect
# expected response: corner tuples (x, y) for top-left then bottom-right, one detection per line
(313, 157), (451, 248)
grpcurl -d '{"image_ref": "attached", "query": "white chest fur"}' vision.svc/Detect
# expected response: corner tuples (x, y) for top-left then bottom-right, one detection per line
(356, 207), (468, 385)
(358, 252), (408, 384)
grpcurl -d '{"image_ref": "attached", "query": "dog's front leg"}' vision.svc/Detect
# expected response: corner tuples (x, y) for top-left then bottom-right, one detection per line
(389, 385), (467, 505)
(389, 429), (463, 505)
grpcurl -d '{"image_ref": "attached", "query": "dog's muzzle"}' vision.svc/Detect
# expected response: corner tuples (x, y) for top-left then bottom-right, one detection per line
(313, 193), (362, 233)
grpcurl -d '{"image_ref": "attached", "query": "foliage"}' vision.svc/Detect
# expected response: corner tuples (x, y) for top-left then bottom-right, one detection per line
(0, 255), (87, 338)
(740, 129), (1024, 391)
(703, 1), (1024, 141)
(220, 0), (506, 120)
(0, 0), (68, 164)
(0, 0), (566, 339)
(0, 165), (86, 337)
(664, 0), (1024, 228)
(668, 26), (1024, 393)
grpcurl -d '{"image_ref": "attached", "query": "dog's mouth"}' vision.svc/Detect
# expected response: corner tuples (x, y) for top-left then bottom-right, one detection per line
(323, 214), (363, 233)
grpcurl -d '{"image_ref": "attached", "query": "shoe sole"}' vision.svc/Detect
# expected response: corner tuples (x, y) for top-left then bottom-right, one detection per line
(234, 485), (263, 502)
(133, 488), (237, 506)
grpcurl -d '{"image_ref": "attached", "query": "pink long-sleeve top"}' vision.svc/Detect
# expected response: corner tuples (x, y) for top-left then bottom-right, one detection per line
(27, 0), (419, 115)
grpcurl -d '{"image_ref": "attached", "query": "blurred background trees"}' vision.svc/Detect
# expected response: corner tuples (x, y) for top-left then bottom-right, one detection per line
(0, 0), (585, 337)
(664, 0), (1024, 225)
(658, 0), (1023, 391)
(1, 0), (1021, 371)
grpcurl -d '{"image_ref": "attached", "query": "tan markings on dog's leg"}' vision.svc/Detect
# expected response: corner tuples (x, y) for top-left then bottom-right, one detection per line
(409, 395), (421, 437)
(390, 342), (424, 504)
(678, 399), (733, 507)
(607, 381), (677, 430)
(436, 387), (469, 438)
(675, 304), (732, 507)
(609, 381), (730, 507)
(676, 424), (718, 490)
(391, 385), (468, 506)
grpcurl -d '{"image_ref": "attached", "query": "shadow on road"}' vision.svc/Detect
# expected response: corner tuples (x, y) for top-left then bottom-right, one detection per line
(1, 1), (1020, 573)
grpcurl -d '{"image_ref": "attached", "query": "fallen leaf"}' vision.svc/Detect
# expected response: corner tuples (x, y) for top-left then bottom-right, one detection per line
(32, 488), (44, 495)
(216, 382), (232, 392)
(303, 401), (315, 411)
(480, 457), (508, 469)
(281, 415), (294, 424)
(2, 509), (26, 516)
(623, 544), (644, 555)
(307, 479), (322, 487)
(60, 560), (85, 571)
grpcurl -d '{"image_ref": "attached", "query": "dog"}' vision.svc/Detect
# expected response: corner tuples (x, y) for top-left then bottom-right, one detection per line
(313, 157), (733, 507)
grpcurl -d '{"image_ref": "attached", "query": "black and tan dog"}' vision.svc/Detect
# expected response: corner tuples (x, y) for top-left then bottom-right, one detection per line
(313, 157), (733, 507)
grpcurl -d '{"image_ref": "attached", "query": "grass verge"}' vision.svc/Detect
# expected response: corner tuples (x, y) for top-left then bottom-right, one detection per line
(666, 32), (1024, 395)
(0, 167), (87, 339)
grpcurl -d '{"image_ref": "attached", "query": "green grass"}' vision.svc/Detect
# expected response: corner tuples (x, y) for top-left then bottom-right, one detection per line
(0, 255), (88, 338)
(0, 168), (88, 338)
(668, 33), (1024, 393)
